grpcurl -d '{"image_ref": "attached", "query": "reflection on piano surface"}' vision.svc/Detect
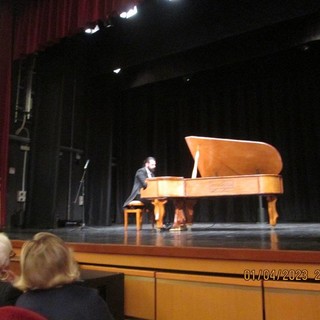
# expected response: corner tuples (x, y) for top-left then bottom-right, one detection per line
(141, 136), (284, 230)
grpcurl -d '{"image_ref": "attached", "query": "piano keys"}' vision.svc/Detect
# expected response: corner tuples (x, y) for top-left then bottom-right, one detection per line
(141, 136), (284, 230)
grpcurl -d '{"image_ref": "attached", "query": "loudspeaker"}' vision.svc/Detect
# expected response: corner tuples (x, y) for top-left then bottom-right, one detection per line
(57, 219), (82, 227)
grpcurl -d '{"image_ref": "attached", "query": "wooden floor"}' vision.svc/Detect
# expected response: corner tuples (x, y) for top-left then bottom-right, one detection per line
(6, 222), (320, 263)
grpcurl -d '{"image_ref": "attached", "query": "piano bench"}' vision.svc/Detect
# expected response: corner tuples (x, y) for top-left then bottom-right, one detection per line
(124, 201), (146, 231)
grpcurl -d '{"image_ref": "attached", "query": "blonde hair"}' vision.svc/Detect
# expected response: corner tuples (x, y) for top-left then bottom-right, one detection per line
(0, 233), (13, 271)
(15, 232), (80, 291)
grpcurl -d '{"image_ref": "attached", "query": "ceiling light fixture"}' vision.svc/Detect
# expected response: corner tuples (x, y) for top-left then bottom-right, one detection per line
(120, 5), (138, 19)
(84, 25), (100, 34)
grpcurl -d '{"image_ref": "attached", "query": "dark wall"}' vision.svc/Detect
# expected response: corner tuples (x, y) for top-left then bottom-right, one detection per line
(8, 38), (92, 228)
(28, 42), (88, 228)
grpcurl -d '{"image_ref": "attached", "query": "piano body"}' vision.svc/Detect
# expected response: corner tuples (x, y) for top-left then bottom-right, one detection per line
(141, 136), (283, 230)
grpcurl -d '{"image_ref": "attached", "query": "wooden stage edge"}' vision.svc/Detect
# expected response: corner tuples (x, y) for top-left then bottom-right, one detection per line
(11, 239), (320, 264)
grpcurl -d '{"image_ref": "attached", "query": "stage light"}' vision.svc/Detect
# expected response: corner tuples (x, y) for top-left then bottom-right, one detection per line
(113, 68), (121, 74)
(105, 19), (113, 28)
(84, 25), (100, 34)
(120, 5), (138, 19)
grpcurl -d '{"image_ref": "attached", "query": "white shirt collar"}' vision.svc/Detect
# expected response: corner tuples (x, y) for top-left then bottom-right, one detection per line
(146, 168), (153, 178)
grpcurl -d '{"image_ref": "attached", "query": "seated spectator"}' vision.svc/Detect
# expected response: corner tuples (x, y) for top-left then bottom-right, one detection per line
(0, 233), (22, 306)
(15, 232), (114, 320)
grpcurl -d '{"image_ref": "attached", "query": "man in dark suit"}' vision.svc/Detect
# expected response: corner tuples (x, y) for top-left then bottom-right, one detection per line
(123, 157), (156, 208)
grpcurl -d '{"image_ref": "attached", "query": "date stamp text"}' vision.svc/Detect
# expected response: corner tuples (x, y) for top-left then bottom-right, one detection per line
(243, 269), (320, 281)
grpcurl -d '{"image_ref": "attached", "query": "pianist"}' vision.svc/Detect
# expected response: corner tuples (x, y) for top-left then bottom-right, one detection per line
(123, 157), (156, 210)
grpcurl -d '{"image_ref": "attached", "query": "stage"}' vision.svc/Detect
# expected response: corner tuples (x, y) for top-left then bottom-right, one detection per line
(6, 222), (320, 320)
(6, 222), (320, 262)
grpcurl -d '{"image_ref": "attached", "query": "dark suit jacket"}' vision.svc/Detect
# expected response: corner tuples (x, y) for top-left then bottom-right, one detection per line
(123, 167), (154, 207)
(0, 281), (22, 306)
(15, 283), (114, 320)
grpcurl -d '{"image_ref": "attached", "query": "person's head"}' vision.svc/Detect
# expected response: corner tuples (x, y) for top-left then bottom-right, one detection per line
(0, 233), (13, 272)
(144, 157), (156, 173)
(15, 232), (80, 291)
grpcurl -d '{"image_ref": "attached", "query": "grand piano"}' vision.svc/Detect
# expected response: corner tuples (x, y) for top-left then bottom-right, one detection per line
(141, 136), (284, 230)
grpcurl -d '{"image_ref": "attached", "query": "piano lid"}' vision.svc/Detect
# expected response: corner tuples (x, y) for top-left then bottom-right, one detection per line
(185, 136), (283, 177)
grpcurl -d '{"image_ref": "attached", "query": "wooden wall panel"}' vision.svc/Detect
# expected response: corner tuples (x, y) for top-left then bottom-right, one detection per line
(156, 272), (262, 320)
(264, 281), (320, 320)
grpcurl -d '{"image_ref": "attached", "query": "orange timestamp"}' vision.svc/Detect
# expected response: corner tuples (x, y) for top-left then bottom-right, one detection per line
(243, 269), (320, 281)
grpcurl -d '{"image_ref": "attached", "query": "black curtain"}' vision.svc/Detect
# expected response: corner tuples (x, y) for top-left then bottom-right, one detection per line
(18, 36), (320, 228)
(27, 54), (65, 228)
(85, 85), (114, 226)
(23, 37), (116, 228)
(115, 46), (320, 224)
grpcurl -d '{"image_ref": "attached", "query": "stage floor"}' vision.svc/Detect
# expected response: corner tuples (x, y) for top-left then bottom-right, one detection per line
(5, 222), (320, 252)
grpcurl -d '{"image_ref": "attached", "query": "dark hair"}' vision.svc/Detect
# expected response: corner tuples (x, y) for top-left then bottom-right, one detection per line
(143, 157), (156, 165)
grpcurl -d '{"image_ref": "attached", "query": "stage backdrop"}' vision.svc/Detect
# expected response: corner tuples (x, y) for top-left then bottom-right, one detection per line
(8, 38), (320, 228)
(6, 1), (320, 228)
(112, 48), (320, 224)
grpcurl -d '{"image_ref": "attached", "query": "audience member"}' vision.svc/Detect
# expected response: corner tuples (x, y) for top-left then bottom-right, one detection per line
(0, 233), (22, 306)
(15, 232), (115, 320)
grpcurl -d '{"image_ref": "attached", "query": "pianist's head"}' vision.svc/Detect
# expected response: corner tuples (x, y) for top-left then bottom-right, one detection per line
(144, 157), (156, 172)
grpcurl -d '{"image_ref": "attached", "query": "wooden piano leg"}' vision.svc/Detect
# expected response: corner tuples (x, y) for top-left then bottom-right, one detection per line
(152, 199), (167, 229)
(171, 199), (187, 231)
(184, 199), (197, 226)
(267, 196), (279, 226)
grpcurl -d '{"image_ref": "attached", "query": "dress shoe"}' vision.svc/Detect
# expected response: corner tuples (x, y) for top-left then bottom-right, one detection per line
(159, 223), (172, 232)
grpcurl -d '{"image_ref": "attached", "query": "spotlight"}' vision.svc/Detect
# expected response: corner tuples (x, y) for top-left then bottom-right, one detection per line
(84, 25), (100, 34)
(113, 68), (121, 74)
(120, 5), (138, 19)
(105, 19), (113, 28)
(302, 45), (310, 51)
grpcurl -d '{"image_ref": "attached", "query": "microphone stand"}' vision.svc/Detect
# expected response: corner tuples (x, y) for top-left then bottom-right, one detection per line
(74, 160), (90, 229)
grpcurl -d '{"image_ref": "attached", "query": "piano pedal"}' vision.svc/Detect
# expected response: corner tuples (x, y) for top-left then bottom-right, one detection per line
(169, 224), (188, 232)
